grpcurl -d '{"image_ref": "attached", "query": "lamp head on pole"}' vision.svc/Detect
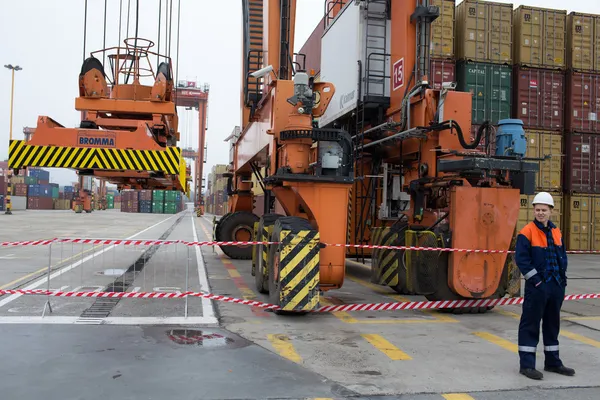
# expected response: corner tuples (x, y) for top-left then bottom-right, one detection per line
(4, 64), (22, 71)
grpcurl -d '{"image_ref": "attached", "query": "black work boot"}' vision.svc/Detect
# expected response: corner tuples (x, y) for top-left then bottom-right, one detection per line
(545, 365), (575, 376)
(520, 368), (543, 380)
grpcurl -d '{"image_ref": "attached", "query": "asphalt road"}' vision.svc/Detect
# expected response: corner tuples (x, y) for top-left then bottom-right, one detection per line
(0, 208), (598, 399)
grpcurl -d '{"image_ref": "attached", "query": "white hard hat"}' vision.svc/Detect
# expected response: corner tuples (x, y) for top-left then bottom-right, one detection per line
(532, 192), (554, 208)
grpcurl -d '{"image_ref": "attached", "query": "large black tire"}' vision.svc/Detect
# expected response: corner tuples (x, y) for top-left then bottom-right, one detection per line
(424, 251), (499, 314)
(215, 212), (233, 241)
(216, 211), (259, 260)
(268, 216), (315, 315)
(255, 214), (284, 294)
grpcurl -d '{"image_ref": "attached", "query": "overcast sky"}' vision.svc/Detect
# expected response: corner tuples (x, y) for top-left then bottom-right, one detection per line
(1, 0), (599, 187)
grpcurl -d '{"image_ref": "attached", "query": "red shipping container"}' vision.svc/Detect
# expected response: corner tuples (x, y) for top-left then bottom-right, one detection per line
(566, 72), (600, 133)
(429, 59), (455, 91)
(13, 183), (28, 197)
(139, 190), (152, 201)
(38, 179), (50, 185)
(565, 133), (600, 193)
(27, 197), (54, 210)
(513, 67), (564, 131)
(0, 176), (5, 195)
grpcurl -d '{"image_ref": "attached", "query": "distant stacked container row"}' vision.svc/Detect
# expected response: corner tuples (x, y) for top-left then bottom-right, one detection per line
(120, 189), (184, 214)
(204, 164), (229, 216)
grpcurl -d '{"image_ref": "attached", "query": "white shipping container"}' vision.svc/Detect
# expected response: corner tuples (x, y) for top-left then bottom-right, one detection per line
(10, 196), (27, 210)
(318, 0), (391, 128)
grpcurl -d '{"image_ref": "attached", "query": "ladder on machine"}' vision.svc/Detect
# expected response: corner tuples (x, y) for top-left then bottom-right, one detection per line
(353, 0), (390, 262)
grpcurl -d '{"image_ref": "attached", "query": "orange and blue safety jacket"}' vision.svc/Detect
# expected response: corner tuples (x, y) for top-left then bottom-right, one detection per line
(515, 219), (568, 286)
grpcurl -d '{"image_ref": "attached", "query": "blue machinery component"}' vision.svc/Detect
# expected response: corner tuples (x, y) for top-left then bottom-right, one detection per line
(495, 119), (527, 157)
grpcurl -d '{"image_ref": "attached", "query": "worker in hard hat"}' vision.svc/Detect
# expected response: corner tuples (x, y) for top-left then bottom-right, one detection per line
(515, 192), (575, 380)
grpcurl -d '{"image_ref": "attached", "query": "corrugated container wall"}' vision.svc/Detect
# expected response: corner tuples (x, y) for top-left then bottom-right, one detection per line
(567, 12), (598, 72)
(564, 194), (593, 250)
(429, 59), (456, 90)
(0, 195), (4, 211)
(564, 133), (600, 193)
(455, 61), (512, 125)
(454, 0), (512, 64)
(429, 0), (455, 59)
(518, 193), (563, 234)
(513, 6), (566, 69)
(565, 72), (600, 133)
(512, 67), (564, 131)
(0, 176), (5, 196)
(11, 196), (27, 210)
(523, 130), (563, 191)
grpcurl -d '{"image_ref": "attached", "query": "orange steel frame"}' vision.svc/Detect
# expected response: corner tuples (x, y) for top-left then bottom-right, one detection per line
(228, 0), (352, 291)
(20, 38), (186, 210)
(174, 88), (209, 213)
(328, 1), (519, 298)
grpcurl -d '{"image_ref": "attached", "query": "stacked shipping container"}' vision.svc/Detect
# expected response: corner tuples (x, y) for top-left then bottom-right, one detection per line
(119, 189), (185, 214)
(563, 11), (600, 250)
(510, 6), (567, 237)
(204, 164), (229, 215)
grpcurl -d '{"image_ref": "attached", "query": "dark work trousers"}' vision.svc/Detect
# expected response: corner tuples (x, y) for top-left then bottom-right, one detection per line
(518, 278), (566, 369)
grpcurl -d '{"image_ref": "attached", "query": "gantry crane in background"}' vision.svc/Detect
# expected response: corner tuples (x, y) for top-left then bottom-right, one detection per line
(174, 83), (209, 215)
(216, 0), (539, 314)
(7, 1), (191, 213)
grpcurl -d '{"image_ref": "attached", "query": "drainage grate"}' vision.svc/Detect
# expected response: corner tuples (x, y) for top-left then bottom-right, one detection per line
(79, 213), (185, 319)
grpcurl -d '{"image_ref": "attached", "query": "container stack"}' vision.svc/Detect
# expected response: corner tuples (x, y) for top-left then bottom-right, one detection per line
(118, 189), (184, 214)
(0, 175), (5, 211)
(511, 6), (567, 235)
(429, 0), (456, 91)
(152, 190), (165, 214)
(455, 0), (513, 148)
(204, 164), (229, 215)
(563, 11), (600, 251)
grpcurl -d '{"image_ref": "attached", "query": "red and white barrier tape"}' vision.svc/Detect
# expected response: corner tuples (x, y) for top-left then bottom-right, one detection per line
(3, 237), (600, 254)
(0, 289), (598, 312)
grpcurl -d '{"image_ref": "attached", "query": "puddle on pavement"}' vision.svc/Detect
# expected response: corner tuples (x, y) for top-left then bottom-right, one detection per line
(165, 329), (249, 349)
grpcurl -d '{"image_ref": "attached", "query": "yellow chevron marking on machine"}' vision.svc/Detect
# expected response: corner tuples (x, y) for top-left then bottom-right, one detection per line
(8, 140), (181, 174)
(379, 231), (399, 286)
(278, 229), (320, 311)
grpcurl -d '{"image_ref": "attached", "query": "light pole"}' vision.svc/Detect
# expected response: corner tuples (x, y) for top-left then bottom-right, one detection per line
(4, 64), (23, 215)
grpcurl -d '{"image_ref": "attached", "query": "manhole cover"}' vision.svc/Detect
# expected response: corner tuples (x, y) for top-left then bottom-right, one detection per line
(167, 329), (235, 348)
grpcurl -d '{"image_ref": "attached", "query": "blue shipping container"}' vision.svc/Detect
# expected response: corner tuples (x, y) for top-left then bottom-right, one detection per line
(0, 195), (4, 211)
(64, 186), (74, 193)
(139, 200), (152, 213)
(39, 184), (53, 198)
(28, 169), (50, 181)
(28, 184), (40, 197)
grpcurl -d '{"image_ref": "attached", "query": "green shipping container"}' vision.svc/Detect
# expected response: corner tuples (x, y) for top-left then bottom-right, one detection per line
(152, 201), (164, 213)
(52, 187), (59, 199)
(25, 176), (38, 185)
(455, 61), (512, 125)
(152, 190), (165, 201)
(164, 202), (178, 214)
(164, 191), (177, 202)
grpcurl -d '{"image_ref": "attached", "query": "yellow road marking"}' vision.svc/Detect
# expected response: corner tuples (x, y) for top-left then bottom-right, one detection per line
(227, 269), (241, 278)
(361, 334), (412, 360)
(473, 332), (518, 353)
(561, 330), (600, 348)
(442, 394), (476, 400)
(267, 334), (302, 363)
(494, 309), (521, 319)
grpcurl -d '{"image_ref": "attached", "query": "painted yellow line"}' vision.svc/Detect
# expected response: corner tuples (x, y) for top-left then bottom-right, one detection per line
(267, 334), (302, 363)
(362, 334), (412, 360)
(227, 269), (241, 278)
(494, 309), (521, 320)
(561, 330), (600, 348)
(442, 394), (476, 400)
(473, 332), (518, 353)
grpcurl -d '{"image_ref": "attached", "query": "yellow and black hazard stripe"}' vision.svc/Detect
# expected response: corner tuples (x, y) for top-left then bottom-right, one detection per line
(251, 221), (259, 275)
(8, 140), (181, 175)
(377, 229), (400, 287)
(277, 228), (320, 312)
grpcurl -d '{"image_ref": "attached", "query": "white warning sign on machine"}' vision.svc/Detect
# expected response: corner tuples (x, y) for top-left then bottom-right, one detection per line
(393, 58), (404, 91)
